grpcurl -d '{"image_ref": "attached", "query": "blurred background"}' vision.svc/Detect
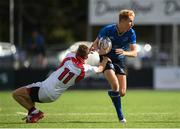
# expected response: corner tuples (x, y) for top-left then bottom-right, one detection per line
(0, 0), (180, 90)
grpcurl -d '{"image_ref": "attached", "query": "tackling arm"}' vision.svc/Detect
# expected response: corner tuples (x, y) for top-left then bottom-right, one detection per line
(90, 38), (99, 51)
(90, 38), (107, 55)
(96, 57), (110, 73)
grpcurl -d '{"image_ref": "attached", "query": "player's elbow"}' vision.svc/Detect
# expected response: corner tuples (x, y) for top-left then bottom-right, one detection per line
(132, 51), (137, 57)
(133, 53), (137, 57)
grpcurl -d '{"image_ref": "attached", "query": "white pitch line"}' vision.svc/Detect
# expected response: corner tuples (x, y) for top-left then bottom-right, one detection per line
(54, 113), (114, 116)
(0, 128), (179, 129)
(0, 112), (177, 117)
(129, 112), (170, 115)
(15, 112), (114, 116)
(16, 111), (27, 115)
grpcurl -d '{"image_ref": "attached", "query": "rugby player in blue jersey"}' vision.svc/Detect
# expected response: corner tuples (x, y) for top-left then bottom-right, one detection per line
(90, 9), (137, 123)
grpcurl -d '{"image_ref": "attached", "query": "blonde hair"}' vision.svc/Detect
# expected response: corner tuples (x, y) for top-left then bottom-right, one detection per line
(119, 9), (135, 21)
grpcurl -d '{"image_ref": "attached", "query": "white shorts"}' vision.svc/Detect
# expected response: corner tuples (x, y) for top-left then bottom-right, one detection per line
(26, 82), (55, 103)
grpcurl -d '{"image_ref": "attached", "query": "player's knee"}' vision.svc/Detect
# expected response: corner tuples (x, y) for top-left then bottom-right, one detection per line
(12, 90), (17, 100)
(12, 88), (21, 100)
(111, 85), (119, 92)
(120, 90), (126, 97)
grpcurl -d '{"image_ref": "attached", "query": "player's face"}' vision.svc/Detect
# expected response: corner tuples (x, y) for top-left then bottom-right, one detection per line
(121, 16), (134, 32)
(127, 16), (134, 28)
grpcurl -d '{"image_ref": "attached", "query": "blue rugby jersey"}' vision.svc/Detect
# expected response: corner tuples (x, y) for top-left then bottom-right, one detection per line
(98, 24), (136, 61)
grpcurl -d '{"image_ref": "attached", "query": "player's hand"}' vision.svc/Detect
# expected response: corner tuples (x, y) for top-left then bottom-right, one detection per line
(98, 48), (108, 55)
(115, 49), (124, 55)
(102, 56), (111, 63)
(98, 56), (111, 73)
(89, 46), (98, 54)
(89, 46), (95, 51)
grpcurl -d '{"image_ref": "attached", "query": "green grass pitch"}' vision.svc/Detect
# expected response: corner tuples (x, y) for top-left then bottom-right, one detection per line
(0, 90), (180, 128)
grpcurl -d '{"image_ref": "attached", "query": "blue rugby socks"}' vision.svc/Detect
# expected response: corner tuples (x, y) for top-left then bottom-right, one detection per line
(108, 90), (124, 120)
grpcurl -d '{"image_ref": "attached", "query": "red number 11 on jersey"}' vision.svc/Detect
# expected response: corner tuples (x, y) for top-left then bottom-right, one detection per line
(58, 68), (75, 84)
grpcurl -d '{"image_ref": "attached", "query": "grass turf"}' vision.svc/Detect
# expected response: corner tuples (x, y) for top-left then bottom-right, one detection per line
(0, 90), (180, 128)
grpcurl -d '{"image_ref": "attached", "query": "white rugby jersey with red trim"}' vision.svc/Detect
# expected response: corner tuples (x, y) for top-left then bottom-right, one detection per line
(41, 53), (99, 101)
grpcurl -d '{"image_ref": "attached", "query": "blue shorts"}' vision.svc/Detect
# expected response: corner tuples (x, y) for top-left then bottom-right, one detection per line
(100, 56), (127, 75)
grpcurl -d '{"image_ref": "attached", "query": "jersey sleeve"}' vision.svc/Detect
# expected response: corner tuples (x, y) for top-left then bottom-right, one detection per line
(84, 64), (99, 78)
(129, 29), (136, 44)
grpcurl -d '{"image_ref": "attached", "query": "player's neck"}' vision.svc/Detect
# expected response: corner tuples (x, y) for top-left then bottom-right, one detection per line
(117, 23), (126, 36)
(76, 55), (85, 64)
(117, 23), (125, 33)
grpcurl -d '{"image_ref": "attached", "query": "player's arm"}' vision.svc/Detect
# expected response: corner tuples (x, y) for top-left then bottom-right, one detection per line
(90, 38), (107, 56)
(96, 56), (110, 73)
(90, 26), (107, 52)
(84, 56), (110, 77)
(90, 38), (99, 52)
(115, 44), (137, 57)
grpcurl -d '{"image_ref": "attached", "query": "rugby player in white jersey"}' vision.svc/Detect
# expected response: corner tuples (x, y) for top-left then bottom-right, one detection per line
(12, 44), (109, 123)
